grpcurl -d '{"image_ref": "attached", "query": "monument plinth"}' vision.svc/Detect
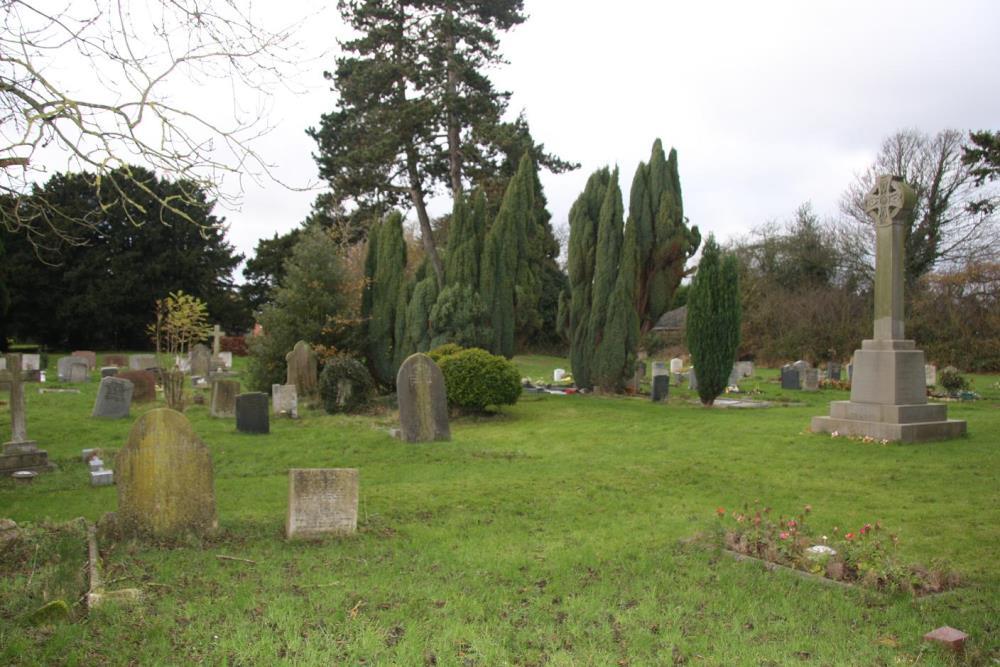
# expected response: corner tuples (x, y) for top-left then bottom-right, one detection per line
(812, 176), (966, 443)
(1, 353), (53, 475)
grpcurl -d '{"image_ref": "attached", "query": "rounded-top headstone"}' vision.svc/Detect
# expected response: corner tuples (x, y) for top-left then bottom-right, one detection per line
(116, 408), (217, 537)
(396, 353), (450, 443)
(285, 340), (319, 397)
(210, 380), (240, 418)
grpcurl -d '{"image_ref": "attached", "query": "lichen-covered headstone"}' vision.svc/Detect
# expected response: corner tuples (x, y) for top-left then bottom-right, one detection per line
(116, 408), (217, 537)
(92, 377), (134, 419)
(272, 383), (299, 418)
(396, 353), (450, 442)
(236, 392), (269, 434)
(210, 380), (239, 418)
(189, 344), (211, 377)
(285, 340), (318, 398)
(286, 468), (359, 539)
(118, 370), (156, 402)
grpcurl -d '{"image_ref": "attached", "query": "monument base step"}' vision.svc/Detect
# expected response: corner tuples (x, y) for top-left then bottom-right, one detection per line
(827, 400), (946, 424)
(811, 416), (967, 443)
(0, 449), (54, 475)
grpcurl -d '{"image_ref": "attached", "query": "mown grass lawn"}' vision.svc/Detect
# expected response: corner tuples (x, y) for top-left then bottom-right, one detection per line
(1, 355), (998, 665)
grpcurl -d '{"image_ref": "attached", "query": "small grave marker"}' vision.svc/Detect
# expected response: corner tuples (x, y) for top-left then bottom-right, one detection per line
(286, 468), (359, 539)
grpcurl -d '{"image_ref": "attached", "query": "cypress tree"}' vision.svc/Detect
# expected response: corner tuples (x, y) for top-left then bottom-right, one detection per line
(481, 154), (534, 358)
(586, 168), (624, 369)
(396, 272), (439, 364)
(444, 193), (479, 288)
(369, 211), (407, 386)
(565, 168), (611, 389)
(685, 235), (741, 406)
(629, 140), (701, 332)
(361, 218), (380, 342)
(592, 209), (640, 391)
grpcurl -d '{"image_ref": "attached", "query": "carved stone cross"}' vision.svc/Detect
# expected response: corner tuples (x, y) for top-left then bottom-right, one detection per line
(212, 324), (223, 356)
(2, 353), (32, 448)
(864, 175), (915, 340)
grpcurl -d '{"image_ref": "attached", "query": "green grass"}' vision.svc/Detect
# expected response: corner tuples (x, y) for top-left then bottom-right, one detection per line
(1, 355), (998, 665)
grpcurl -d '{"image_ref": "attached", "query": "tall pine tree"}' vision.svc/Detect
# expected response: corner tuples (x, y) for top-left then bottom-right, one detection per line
(685, 235), (741, 406)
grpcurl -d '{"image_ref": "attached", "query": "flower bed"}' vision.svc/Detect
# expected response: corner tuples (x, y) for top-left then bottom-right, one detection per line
(716, 503), (959, 596)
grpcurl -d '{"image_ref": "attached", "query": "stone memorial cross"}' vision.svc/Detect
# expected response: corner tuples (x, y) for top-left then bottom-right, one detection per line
(864, 175), (912, 340)
(212, 325), (223, 356)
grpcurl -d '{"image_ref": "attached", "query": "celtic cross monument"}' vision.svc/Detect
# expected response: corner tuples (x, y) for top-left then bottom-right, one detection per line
(812, 175), (966, 442)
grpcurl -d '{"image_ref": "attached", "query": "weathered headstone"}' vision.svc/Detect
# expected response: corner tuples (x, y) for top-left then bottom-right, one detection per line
(58, 356), (90, 382)
(72, 350), (97, 370)
(396, 353), (450, 442)
(812, 176), (966, 442)
(129, 354), (157, 371)
(217, 351), (233, 369)
(688, 368), (698, 392)
(100, 366), (119, 378)
(924, 364), (937, 387)
(103, 354), (128, 368)
(236, 392), (270, 434)
(781, 365), (801, 390)
(209, 380), (240, 418)
(652, 361), (669, 378)
(117, 370), (156, 402)
(801, 368), (820, 392)
(285, 468), (359, 539)
(1, 353), (52, 475)
(827, 362), (842, 381)
(737, 361), (754, 378)
(209, 355), (227, 372)
(189, 344), (211, 377)
(21, 354), (41, 371)
(92, 377), (134, 419)
(727, 365), (741, 388)
(792, 360), (811, 373)
(285, 340), (319, 398)
(116, 408), (217, 537)
(669, 357), (684, 374)
(651, 374), (669, 402)
(272, 383), (299, 418)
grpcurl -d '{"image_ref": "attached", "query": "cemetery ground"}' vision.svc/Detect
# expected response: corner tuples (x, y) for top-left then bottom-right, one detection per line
(1, 357), (998, 665)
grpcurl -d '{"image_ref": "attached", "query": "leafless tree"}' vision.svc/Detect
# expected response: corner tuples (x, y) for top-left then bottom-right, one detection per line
(838, 129), (1000, 284)
(0, 0), (309, 241)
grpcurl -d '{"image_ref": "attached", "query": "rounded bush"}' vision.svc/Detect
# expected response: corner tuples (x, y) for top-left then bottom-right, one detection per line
(428, 343), (464, 363)
(939, 366), (968, 393)
(437, 347), (522, 412)
(318, 354), (375, 414)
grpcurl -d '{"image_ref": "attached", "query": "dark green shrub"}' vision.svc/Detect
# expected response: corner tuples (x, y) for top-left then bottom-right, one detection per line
(939, 366), (968, 393)
(318, 354), (375, 414)
(428, 343), (464, 363)
(437, 347), (522, 412)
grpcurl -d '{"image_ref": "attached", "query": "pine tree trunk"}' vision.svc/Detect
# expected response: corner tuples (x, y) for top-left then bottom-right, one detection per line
(405, 146), (445, 286)
(445, 7), (462, 196)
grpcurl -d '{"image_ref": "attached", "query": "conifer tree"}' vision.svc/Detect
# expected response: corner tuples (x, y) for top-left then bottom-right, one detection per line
(369, 212), (407, 386)
(686, 235), (741, 406)
(396, 272), (439, 365)
(565, 168), (611, 389)
(480, 154), (535, 357)
(592, 210), (640, 391)
(628, 140), (701, 331)
(361, 219), (380, 343)
(586, 168), (624, 369)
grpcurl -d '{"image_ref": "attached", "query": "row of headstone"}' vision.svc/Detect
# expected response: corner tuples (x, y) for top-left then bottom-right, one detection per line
(114, 407), (358, 539)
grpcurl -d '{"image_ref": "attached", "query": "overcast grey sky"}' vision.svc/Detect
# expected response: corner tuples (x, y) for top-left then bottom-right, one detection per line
(228, 0), (1000, 265)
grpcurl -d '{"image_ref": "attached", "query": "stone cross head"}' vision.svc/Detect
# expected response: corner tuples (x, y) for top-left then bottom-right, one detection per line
(863, 175), (916, 227)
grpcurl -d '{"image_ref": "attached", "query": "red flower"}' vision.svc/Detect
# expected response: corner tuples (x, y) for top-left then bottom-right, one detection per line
(716, 507), (726, 517)
(787, 520), (797, 528)
(779, 531), (789, 540)
(845, 532), (855, 540)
